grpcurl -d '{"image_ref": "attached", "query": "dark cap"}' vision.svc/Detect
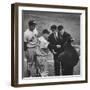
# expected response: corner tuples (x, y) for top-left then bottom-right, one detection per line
(42, 29), (50, 34)
(50, 25), (57, 30)
(58, 25), (63, 31)
(28, 20), (37, 25)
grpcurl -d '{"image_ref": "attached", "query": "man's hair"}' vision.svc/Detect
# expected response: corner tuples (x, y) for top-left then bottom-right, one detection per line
(58, 25), (64, 31)
(42, 29), (50, 34)
(50, 25), (57, 30)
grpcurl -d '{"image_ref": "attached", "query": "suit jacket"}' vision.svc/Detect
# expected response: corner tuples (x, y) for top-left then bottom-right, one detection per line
(48, 32), (72, 54)
(48, 33), (60, 54)
(58, 32), (72, 47)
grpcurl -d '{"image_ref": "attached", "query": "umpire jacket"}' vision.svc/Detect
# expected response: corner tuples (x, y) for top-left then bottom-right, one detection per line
(48, 32), (73, 55)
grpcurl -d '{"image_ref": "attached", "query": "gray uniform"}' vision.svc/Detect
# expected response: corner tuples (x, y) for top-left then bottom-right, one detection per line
(24, 28), (38, 77)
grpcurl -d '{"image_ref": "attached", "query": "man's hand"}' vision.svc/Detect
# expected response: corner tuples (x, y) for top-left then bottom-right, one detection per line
(53, 51), (57, 55)
(52, 50), (57, 55)
(56, 45), (61, 48)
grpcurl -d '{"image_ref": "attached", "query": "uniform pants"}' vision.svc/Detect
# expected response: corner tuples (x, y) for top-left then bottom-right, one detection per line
(26, 47), (37, 77)
(36, 56), (48, 77)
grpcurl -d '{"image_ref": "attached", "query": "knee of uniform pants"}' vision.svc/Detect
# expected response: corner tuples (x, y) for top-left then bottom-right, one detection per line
(27, 48), (36, 62)
(40, 62), (48, 73)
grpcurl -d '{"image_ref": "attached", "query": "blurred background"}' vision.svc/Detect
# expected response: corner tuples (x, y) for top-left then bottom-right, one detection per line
(22, 10), (80, 77)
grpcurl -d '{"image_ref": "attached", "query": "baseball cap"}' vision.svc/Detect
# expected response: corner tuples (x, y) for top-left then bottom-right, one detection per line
(28, 20), (37, 25)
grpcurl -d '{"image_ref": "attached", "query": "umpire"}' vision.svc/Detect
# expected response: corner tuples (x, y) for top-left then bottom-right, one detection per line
(57, 25), (79, 75)
(48, 25), (61, 76)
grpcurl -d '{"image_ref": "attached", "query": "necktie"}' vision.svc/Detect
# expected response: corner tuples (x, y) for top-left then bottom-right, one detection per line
(54, 33), (57, 40)
(58, 32), (63, 40)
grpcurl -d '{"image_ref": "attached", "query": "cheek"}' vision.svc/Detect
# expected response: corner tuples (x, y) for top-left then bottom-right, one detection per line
(32, 26), (35, 28)
(30, 25), (35, 29)
(46, 35), (49, 38)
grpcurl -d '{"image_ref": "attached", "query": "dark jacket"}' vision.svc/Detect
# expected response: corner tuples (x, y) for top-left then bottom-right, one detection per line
(58, 32), (72, 47)
(48, 32), (73, 54)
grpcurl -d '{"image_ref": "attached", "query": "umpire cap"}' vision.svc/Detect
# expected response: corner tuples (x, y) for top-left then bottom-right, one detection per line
(58, 25), (64, 31)
(50, 25), (57, 31)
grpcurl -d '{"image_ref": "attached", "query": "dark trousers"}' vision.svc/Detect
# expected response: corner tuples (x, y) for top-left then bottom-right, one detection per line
(54, 54), (60, 76)
(61, 63), (73, 75)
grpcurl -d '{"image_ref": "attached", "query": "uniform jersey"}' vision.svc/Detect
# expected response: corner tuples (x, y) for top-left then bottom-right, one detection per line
(36, 36), (49, 56)
(38, 36), (49, 49)
(24, 28), (38, 48)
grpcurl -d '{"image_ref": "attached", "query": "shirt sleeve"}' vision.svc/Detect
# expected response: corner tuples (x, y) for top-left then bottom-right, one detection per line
(24, 31), (28, 42)
(40, 42), (49, 49)
(44, 41), (49, 48)
(39, 37), (49, 49)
